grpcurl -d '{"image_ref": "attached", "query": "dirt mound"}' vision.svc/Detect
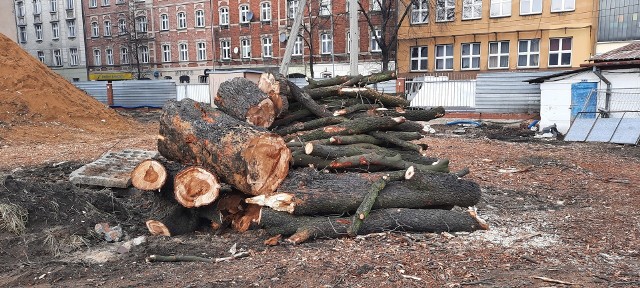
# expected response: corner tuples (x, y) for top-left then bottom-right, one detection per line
(0, 33), (132, 138)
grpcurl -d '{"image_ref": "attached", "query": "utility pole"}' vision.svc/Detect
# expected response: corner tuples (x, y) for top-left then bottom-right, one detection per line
(280, 0), (307, 75)
(348, 0), (359, 76)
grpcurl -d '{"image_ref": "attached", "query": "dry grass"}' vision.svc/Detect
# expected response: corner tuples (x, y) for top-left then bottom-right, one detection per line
(0, 203), (28, 235)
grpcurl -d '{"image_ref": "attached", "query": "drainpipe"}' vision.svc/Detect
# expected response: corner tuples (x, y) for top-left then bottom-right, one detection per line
(592, 66), (611, 112)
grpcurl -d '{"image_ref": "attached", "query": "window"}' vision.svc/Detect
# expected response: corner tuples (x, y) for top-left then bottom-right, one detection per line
(461, 42), (480, 70)
(241, 39), (251, 58)
(370, 30), (381, 52)
(101, 0), (109, 6)
(162, 44), (171, 62)
(288, 0), (299, 18)
(520, 0), (542, 15)
(91, 22), (99, 37)
(411, 0), (429, 24)
(53, 49), (62, 66)
(93, 49), (101, 66)
(137, 16), (147, 32)
(549, 38), (572, 66)
(462, 0), (482, 20)
(320, 0), (331, 16)
(321, 33), (332, 54)
(34, 0), (42, 14)
(261, 2), (271, 21)
(195, 10), (205, 27)
(240, 5), (250, 23)
(551, 0), (574, 12)
(179, 43), (188, 61)
(219, 7), (229, 26)
(118, 19), (126, 34)
(37, 51), (45, 63)
(67, 20), (76, 37)
(139, 46), (149, 63)
(262, 37), (273, 57)
(177, 12), (186, 29)
(65, 0), (73, 10)
(160, 14), (169, 30)
(50, 0), (57, 12)
(103, 20), (111, 36)
(69, 48), (78, 66)
(89, 0), (97, 8)
(371, 0), (381, 11)
(35, 24), (43, 41)
(197, 42), (206, 61)
(18, 27), (27, 43)
(488, 41), (509, 69)
(346, 32), (350, 53)
(293, 35), (303, 55)
(116, 0), (124, 4)
(52, 22), (60, 39)
(517, 39), (539, 68)
(436, 0), (455, 22)
(490, 0), (511, 17)
(221, 40), (230, 59)
(410, 46), (427, 71)
(106, 49), (114, 65)
(16, 2), (25, 17)
(120, 47), (129, 64)
(435, 44), (453, 70)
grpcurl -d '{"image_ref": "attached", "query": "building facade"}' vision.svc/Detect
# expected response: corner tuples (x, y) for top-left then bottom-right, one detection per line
(396, 0), (599, 78)
(13, 0), (88, 81)
(1, 2), (18, 41)
(596, 0), (640, 54)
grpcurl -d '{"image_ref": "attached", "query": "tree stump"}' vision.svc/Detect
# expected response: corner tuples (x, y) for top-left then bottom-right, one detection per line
(214, 77), (276, 128)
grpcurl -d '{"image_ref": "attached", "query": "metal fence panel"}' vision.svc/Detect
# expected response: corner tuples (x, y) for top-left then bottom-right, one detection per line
(407, 76), (476, 109)
(113, 80), (176, 108)
(476, 71), (562, 113)
(73, 81), (108, 103)
(177, 84), (211, 104)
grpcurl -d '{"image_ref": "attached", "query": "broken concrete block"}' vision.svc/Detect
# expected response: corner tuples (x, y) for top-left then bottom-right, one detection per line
(69, 150), (158, 188)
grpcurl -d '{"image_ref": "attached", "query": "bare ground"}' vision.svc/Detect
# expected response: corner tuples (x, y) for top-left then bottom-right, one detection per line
(0, 110), (638, 287)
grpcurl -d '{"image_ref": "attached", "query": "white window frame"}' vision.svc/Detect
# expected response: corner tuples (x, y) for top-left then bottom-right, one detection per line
(320, 0), (331, 16)
(293, 35), (303, 56)
(551, 0), (575, 12)
(18, 26), (27, 43)
(34, 0), (42, 14)
(160, 14), (169, 31)
(137, 16), (147, 32)
(69, 48), (78, 66)
(370, 29), (381, 52)
(490, 0), (511, 18)
(103, 20), (111, 36)
(179, 43), (188, 61)
(240, 5), (250, 23)
(89, 0), (97, 8)
(35, 24), (43, 41)
(370, 0), (381, 11)
(221, 39), (231, 59)
(37, 51), (45, 63)
(120, 47), (129, 64)
(410, 46), (428, 72)
(106, 48), (114, 65)
(261, 2), (271, 21)
(139, 46), (149, 63)
(65, 0), (73, 10)
(288, 0), (299, 19)
(101, 0), (108, 6)
(435, 44), (454, 71)
(262, 36), (273, 58)
(93, 49), (101, 66)
(411, 0), (429, 24)
(488, 41), (510, 69)
(548, 37), (572, 67)
(16, 2), (26, 17)
(91, 21), (99, 37)
(67, 20), (76, 37)
(50, 0), (57, 12)
(195, 10), (205, 27)
(197, 42), (206, 61)
(53, 49), (62, 66)
(461, 42), (480, 70)
(436, 0), (455, 22)
(517, 39), (540, 68)
(162, 44), (171, 62)
(320, 33), (332, 54)
(219, 7), (229, 26)
(241, 39), (251, 59)
(118, 19), (126, 34)
(520, 0), (542, 15)
(462, 0), (482, 20)
(52, 22), (60, 39)
(347, 32), (350, 53)
(177, 12), (187, 29)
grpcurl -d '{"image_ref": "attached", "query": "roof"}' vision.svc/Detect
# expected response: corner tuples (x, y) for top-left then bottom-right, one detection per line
(524, 68), (591, 84)
(590, 41), (640, 62)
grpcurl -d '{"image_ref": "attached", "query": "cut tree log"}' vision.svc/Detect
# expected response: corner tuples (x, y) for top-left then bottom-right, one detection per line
(257, 207), (488, 244)
(337, 87), (410, 107)
(286, 78), (333, 117)
(158, 98), (291, 196)
(304, 75), (353, 90)
(283, 116), (405, 142)
(257, 73), (289, 117)
(246, 168), (480, 215)
(372, 106), (446, 122)
(270, 108), (312, 128)
(274, 116), (346, 136)
(146, 206), (201, 236)
(304, 142), (436, 165)
(173, 166), (221, 208)
(368, 131), (424, 153)
(333, 103), (382, 116)
(131, 159), (168, 191)
(214, 77), (276, 128)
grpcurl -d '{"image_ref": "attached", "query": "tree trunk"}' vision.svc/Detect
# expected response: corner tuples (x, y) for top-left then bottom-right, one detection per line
(275, 116), (346, 136)
(258, 207), (488, 244)
(246, 168), (478, 215)
(304, 75), (353, 90)
(173, 166), (221, 208)
(258, 73), (290, 117)
(286, 78), (333, 117)
(158, 98), (291, 196)
(131, 159), (168, 191)
(283, 116), (405, 142)
(214, 77), (276, 128)
(373, 106), (446, 122)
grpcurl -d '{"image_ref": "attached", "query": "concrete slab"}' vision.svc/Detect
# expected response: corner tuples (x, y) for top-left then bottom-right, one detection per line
(69, 150), (158, 188)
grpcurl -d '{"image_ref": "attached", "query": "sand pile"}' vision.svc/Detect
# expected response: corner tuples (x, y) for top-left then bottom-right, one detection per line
(0, 33), (132, 136)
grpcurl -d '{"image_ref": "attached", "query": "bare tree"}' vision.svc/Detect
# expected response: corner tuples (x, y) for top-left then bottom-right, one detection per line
(287, 0), (334, 78)
(116, 0), (152, 79)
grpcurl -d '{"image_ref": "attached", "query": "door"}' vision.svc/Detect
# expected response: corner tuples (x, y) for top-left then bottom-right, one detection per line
(571, 82), (598, 119)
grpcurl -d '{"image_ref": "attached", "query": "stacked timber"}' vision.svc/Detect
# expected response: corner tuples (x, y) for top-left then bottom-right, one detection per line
(133, 72), (488, 244)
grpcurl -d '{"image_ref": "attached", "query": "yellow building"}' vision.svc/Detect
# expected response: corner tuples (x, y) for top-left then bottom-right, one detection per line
(396, 0), (599, 78)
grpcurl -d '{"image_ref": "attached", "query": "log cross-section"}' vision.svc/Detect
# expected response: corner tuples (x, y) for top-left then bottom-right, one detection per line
(173, 167), (221, 208)
(215, 77), (276, 128)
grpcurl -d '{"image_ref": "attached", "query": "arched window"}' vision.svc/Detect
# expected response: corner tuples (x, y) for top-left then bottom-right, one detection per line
(160, 14), (169, 31)
(177, 12), (187, 29)
(195, 10), (205, 27)
(219, 7), (229, 26)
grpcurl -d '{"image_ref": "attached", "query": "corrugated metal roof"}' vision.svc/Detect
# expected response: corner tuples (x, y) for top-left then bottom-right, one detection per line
(591, 41), (640, 62)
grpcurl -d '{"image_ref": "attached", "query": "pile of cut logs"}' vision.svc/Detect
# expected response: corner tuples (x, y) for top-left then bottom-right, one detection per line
(132, 72), (488, 244)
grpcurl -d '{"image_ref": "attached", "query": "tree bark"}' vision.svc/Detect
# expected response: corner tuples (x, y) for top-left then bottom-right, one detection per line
(304, 75), (353, 89)
(158, 99), (291, 196)
(275, 116), (346, 136)
(131, 159), (167, 191)
(214, 77), (276, 128)
(368, 131), (424, 153)
(373, 106), (445, 122)
(286, 78), (333, 117)
(246, 168), (478, 216)
(258, 207), (488, 244)
(146, 206), (202, 236)
(333, 103), (382, 116)
(173, 166), (221, 208)
(270, 108), (312, 128)
(258, 73), (290, 117)
(283, 116), (405, 142)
